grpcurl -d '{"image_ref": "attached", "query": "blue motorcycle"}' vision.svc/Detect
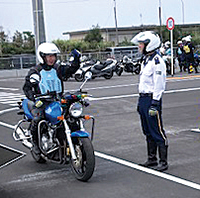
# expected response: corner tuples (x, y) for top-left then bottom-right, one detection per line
(13, 73), (95, 182)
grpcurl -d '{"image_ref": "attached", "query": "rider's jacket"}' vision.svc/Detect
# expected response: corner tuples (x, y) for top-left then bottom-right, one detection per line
(138, 51), (166, 101)
(183, 42), (194, 58)
(23, 64), (63, 101)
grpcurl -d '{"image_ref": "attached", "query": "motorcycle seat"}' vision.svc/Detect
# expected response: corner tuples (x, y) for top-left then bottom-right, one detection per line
(103, 60), (113, 66)
(93, 60), (113, 70)
(93, 64), (106, 70)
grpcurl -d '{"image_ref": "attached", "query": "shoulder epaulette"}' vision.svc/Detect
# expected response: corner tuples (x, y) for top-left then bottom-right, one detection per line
(154, 57), (160, 65)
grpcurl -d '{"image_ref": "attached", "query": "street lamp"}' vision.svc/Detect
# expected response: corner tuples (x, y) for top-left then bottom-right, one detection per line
(180, 0), (184, 24)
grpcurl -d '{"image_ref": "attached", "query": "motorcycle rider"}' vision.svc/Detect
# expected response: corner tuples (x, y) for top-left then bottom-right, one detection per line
(132, 31), (168, 171)
(61, 49), (81, 80)
(182, 36), (199, 73)
(23, 42), (64, 154)
(176, 40), (185, 72)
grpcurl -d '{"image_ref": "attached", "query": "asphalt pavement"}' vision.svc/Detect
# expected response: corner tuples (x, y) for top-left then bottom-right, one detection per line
(0, 71), (200, 198)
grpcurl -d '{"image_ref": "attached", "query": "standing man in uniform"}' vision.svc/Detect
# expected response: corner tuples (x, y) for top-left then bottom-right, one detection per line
(131, 31), (168, 171)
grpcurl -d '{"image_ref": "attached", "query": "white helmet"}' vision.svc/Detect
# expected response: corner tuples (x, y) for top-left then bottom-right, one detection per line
(185, 35), (192, 42)
(182, 35), (191, 42)
(177, 40), (182, 45)
(37, 42), (60, 64)
(164, 41), (170, 48)
(131, 31), (161, 55)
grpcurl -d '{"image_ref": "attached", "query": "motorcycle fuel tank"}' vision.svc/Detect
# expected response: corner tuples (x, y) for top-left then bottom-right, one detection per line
(45, 101), (62, 124)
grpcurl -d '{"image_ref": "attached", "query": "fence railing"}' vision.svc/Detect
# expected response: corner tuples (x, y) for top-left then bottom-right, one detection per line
(0, 51), (140, 70)
(0, 56), (36, 70)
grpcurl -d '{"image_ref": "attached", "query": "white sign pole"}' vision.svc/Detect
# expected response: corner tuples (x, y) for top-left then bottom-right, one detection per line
(170, 29), (173, 76)
(166, 17), (175, 76)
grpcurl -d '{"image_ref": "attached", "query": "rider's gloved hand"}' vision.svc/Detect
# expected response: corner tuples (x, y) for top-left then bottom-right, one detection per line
(35, 100), (43, 108)
(148, 99), (160, 116)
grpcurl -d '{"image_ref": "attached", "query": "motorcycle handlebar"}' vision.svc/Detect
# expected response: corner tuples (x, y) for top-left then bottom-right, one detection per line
(34, 91), (58, 100)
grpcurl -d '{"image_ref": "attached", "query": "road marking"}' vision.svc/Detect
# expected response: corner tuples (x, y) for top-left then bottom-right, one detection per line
(95, 151), (200, 190)
(0, 143), (26, 169)
(89, 87), (200, 101)
(0, 108), (199, 190)
(0, 92), (24, 106)
(0, 107), (18, 115)
(0, 87), (19, 91)
(66, 83), (139, 92)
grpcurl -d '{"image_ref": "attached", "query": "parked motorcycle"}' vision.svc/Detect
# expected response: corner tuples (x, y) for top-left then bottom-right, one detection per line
(116, 56), (140, 76)
(13, 72), (95, 182)
(74, 58), (117, 82)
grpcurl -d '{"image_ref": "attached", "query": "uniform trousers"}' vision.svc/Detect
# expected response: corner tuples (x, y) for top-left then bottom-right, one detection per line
(137, 94), (168, 147)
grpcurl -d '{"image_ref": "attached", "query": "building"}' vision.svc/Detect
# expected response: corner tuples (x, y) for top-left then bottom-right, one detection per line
(63, 23), (200, 45)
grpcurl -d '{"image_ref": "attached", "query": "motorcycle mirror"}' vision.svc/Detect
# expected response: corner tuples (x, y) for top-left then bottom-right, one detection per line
(85, 71), (92, 80)
(79, 71), (92, 91)
(30, 74), (40, 84)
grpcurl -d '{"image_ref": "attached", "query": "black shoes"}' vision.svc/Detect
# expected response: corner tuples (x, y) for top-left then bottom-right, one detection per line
(139, 160), (158, 167)
(155, 162), (168, 172)
(140, 160), (168, 171)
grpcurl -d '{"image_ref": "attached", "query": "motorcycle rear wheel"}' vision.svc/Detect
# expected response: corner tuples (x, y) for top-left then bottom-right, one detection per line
(115, 65), (123, 76)
(70, 137), (95, 182)
(104, 71), (113, 79)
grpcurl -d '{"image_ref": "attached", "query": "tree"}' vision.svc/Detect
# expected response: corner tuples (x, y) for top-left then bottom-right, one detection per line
(84, 25), (103, 49)
(13, 30), (23, 48)
(119, 37), (133, 46)
(22, 31), (35, 53)
(0, 26), (8, 56)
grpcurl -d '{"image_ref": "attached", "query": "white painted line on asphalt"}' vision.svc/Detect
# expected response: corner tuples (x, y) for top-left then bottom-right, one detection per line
(89, 87), (200, 101)
(191, 128), (200, 133)
(0, 143), (26, 169)
(0, 107), (18, 115)
(95, 151), (200, 190)
(0, 87), (19, 91)
(0, 121), (16, 129)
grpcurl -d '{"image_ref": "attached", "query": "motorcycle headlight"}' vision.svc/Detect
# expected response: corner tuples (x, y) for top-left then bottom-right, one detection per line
(69, 102), (83, 118)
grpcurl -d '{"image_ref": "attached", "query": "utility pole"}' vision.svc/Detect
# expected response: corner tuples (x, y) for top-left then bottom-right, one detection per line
(32, 0), (46, 52)
(113, 0), (119, 46)
(158, 0), (162, 38)
(180, 0), (184, 24)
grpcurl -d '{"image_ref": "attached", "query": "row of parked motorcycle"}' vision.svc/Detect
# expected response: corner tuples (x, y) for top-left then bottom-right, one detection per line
(59, 53), (141, 82)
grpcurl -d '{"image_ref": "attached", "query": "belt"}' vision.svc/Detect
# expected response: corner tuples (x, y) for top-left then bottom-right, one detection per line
(139, 93), (152, 97)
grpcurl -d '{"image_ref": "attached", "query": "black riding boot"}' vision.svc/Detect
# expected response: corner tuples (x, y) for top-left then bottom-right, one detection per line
(140, 140), (158, 167)
(30, 122), (40, 154)
(156, 145), (168, 171)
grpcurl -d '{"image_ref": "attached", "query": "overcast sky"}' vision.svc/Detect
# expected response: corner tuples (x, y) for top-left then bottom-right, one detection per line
(1, 0), (200, 42)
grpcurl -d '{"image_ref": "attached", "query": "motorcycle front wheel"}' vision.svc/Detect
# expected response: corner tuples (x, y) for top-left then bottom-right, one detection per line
(134, 66), (140, 75)
(70, 137), (95, 182)
(75, 74), (84, 82)
(31, 149), (46, 163)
